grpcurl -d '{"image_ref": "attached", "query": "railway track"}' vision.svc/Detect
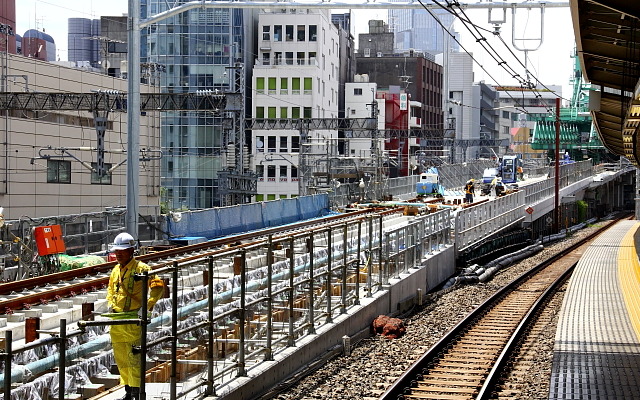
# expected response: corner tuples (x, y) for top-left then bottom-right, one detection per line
(380, 218), (617, 400)
(0, 208), (398, 314)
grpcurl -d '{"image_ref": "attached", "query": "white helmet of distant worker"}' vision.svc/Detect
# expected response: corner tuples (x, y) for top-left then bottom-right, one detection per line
(111, 232), (136, 251)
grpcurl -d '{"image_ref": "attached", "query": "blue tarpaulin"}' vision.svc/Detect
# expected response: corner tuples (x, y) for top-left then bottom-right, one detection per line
(167, 194), (329, 239)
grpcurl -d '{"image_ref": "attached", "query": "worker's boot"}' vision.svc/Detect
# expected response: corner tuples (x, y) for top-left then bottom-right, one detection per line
(130, 386), (140, 400)
(120, 385), (131, 400)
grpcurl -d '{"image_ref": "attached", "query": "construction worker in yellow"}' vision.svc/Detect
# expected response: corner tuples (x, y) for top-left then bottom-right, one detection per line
(107, 232), (164, 400)
(464, 179), (475, 203)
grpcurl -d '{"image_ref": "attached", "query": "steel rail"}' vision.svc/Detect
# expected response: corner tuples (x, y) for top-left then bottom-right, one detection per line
(0, 208), (394, 313)
(379, 216), (621, 400)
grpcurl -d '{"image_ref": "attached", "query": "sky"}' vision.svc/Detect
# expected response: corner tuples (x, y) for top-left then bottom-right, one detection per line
(15, 1), (576, 99)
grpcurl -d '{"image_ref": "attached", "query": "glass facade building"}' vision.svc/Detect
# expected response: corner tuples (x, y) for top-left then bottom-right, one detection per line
(141, 1), (255, 209)
(389, 4), (457, 55)
(68, 18), (101, 67)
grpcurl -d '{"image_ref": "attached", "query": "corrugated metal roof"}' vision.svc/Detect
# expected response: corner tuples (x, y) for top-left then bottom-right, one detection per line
(571, 0), (640, 164)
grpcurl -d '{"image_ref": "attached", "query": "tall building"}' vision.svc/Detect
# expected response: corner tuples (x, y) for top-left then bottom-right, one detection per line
(68, 18), (101, 68)
(100, 16), (128, 78)
(141, 0), (257, 209)
(440, 51), (475, 163)
(356, 21), (444, 174)
(389, 3), (458, 55)
(22, 29), (55, 61)
(252, 8), (340, 199)
(0, 0), (16, 54)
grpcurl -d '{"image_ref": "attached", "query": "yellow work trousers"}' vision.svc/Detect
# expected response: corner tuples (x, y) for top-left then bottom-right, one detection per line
(110, 323), (142, 387)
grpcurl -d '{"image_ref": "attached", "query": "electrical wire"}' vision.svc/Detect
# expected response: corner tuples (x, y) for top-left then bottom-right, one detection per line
(416, 0), (528, 113)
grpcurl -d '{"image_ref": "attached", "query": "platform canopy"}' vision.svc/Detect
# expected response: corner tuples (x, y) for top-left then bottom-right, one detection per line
(571, 0), (640, 165)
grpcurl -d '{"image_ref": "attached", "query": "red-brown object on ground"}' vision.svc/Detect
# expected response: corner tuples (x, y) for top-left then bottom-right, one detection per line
(372, 315), (406, 339)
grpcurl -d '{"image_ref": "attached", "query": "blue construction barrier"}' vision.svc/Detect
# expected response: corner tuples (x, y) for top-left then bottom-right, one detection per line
(166, 194), (330, 240)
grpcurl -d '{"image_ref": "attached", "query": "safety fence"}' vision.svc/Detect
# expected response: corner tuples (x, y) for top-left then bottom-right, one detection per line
(457, 159), (596, 252)
(0, 209), (458, 400)
(0, 206), (161, 280)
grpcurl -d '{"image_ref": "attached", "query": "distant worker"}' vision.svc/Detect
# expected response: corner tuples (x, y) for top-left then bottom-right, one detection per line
(107, 233), (164, 400)
(464, 179), (475, 203)
(495, 178), (506, 197)
(517, 165), (523, 180)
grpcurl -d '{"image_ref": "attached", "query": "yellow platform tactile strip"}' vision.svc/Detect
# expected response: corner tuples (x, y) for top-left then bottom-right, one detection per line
(618, 221), (640, 341)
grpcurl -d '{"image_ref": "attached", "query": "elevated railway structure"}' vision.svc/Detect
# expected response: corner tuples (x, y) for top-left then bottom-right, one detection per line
(0, 159), (632, 400)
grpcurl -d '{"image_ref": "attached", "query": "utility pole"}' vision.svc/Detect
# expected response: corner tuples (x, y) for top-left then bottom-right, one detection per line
(553, 97), (560, 234)
(127, 0), (141, 239)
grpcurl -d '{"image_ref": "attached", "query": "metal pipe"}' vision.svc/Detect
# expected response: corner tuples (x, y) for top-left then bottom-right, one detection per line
(170, 262), (178, 400)
(341, 224), (347, 313)
(140, 272), (149, 400)
(58, 319), (66, 400)
(266, 236), (274, 360)
(326, 228), (333, 323)
(126, 0), (141, 237)
(308, 232), (315, 334)
(207, 256), (215, 396)
(355, 219), (361, 305)
(288, 237), (295, 347)
(4, 330), (11, 400)
(238, 250), (247, 376)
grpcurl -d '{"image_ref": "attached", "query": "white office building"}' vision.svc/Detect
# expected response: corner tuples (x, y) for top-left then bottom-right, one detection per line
(252, 9), (340, 200)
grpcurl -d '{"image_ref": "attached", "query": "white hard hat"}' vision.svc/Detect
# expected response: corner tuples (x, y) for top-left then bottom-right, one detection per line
(111, 232), (136, 251)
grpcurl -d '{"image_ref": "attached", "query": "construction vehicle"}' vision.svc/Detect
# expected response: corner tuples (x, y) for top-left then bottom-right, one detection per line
(499, 155), (522, 184)
(415, 168), (445, 198)
(480, 167), (499, 195)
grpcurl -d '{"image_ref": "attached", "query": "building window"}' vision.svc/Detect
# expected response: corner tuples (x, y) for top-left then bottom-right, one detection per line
(353, 88), (362, 96)
(91, 163), (112, 185)
(280, 107), (288, 118)
(256, 136), (264, 152)
(267, 165), (276, 178)
(268, 77), (276, 94)
(256, 77), (264, 94)
(292, 78), (300, 95)
(268, 136), (277, 152)
(256, 106), (265, 118)
(303, 107), (312, 118)
(280, 136), (288, 152)
(268, 107), (277, 118)
(291, 136), (300, 153)
(256, 164), (264, 178)
(47, 160), (71, 184)
(256, 194), (264, 201)
(502, 111), (510, 119)
(274, 25), (282, 41)
(262, 25), (270, 40)
(291, 165), (298, 177)
(292, 107), (300, 119)
(280, 77), (288, 94)
(267, 194), (276, 201)
(285, 51), (293, 65)
(286, 25), (294, 41)
(309, 25), (317, 41)
(279, 165), (287, 178)
(304, 78), (312, 94)
(297, 25), (305, 41)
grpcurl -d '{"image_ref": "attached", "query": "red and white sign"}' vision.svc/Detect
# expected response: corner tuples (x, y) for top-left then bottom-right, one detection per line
(525, 207), (534, 215)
